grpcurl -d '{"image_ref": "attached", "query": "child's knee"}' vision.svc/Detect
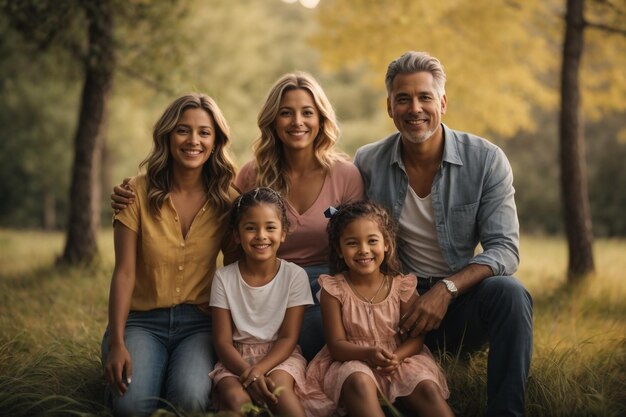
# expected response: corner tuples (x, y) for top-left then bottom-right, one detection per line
(220, 389), (250, 413)
(342, 372), (377, 397)
(413, 380), (443, 403)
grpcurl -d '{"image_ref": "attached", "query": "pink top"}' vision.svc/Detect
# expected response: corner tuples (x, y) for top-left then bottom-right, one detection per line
(235, 158), (364, 266)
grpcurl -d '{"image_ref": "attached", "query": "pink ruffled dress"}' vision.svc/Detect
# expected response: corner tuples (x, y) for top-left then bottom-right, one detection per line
(301, 273), (449, 417)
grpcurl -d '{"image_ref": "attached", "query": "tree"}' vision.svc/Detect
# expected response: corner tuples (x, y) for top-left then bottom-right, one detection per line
(60, 0), (114, 264)
(2, 0), (191, 264)
(560, 0), (593, 279)
(3, 0), (114, 263)
(559, 0), (626, 279)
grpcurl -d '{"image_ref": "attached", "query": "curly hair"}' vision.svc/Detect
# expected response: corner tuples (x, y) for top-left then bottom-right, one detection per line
(252, 71), (347, 194)
(139, 93), (237, 218)
(229, 187), (290, 235)
(327, 201), (402, 276)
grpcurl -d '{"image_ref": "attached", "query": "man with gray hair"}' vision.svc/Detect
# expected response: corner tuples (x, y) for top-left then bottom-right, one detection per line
(354, 51), (533, 417)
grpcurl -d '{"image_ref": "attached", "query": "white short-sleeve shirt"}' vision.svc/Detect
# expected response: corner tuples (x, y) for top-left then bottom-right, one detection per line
(210, 259), (314, 343)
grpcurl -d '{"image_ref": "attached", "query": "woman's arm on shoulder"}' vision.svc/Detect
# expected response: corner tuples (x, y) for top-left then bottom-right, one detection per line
(110, 177), (135, 211)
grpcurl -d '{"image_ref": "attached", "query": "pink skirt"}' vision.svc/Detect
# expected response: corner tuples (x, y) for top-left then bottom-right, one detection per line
(301, 344), (449, 417)
(209, 341), (308, 391)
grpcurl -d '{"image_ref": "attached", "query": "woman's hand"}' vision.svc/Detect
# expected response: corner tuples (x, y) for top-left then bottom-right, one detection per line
(110, 177), (134, 212)
(104, 344), (132, 396)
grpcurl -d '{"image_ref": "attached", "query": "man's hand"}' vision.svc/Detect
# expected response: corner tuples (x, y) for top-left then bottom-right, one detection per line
(398, 283), (452, 337)
(111, 177), (134, 212)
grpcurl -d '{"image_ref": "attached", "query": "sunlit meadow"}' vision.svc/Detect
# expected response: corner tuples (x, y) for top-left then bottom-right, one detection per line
(0, 229), (624, 416)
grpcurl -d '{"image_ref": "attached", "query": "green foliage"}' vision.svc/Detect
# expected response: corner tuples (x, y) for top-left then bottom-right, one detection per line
(0, 12), (80, 229)
(1, 0), (625, 238)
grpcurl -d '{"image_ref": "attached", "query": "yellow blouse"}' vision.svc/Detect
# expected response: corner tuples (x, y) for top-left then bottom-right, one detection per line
(113, 175), (238, 311)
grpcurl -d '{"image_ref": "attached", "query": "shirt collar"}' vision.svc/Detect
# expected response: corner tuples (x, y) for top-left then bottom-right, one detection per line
(441, 124), (463, 166)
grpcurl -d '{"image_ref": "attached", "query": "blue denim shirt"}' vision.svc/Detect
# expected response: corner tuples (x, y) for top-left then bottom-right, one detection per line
(354, 124), (519, 276)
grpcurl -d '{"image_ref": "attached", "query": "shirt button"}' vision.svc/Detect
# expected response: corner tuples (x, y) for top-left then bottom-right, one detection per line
(180, 242), (185, 247)
(176, 287), (181, 293)
(178, 265), (184, 271)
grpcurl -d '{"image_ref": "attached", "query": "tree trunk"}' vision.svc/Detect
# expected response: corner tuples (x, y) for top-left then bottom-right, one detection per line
(59, 0), (114, 264)
(559, 0), (595, 280)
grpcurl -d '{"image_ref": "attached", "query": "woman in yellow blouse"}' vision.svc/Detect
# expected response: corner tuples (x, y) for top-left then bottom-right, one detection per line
(102, 93), (238, 417)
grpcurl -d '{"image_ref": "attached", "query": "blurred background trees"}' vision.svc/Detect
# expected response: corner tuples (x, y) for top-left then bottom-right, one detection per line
(0, 0), (624, 266)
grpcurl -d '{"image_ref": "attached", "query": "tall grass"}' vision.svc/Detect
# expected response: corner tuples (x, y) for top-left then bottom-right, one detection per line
(0, 229), (624, 416)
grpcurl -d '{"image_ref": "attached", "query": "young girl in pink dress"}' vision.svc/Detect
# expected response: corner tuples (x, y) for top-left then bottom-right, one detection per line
(210, 187), (313, 417)
(302, 201), (454, 417)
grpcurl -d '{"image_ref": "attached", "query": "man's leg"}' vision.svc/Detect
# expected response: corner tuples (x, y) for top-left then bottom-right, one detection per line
(424, 276), (533, 417)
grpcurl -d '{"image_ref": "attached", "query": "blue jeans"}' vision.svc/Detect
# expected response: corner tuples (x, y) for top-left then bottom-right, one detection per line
(101, 304), (216, 417)
(420, 275), (533, 417)
(298, 264), (329, 361)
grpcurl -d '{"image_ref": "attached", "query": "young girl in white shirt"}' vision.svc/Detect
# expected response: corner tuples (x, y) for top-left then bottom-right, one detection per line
(210, 187), (313, 417)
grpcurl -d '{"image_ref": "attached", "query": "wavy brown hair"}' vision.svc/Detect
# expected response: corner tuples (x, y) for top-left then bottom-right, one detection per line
(139, 93), (237, 217)
(327, 201), (402, 276)
(252, 72), (347, 194)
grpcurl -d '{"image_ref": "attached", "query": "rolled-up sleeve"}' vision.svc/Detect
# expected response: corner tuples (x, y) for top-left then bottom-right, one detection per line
(470, 147), (520, 276)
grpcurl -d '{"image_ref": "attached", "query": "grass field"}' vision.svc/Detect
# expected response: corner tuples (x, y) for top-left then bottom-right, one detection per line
(0, 229), (624, 416)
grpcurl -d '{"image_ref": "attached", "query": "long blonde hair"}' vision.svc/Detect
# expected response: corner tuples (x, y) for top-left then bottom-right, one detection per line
(253, 72), (346, 194)
(140, 93), (237, 217)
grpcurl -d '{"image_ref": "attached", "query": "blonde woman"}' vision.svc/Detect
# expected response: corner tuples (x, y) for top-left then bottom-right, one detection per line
(111, 73), (364, 361)
(102, 93), (238, 417)
(234, 72), (364, 360)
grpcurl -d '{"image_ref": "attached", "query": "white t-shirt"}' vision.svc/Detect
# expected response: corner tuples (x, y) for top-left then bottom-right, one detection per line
(398, 188), (452, 277)
(210, 259), (314, 343)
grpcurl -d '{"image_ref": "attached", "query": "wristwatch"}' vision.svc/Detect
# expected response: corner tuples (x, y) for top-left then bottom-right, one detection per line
(438, 279), (458, 299)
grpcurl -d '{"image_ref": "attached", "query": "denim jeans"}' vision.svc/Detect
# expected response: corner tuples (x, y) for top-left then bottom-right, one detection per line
(298, 263), (329, 361)
(420, 275), (533, 417)
(101, 304), (216, 417)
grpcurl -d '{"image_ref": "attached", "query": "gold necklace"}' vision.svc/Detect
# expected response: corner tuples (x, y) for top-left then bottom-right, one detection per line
(346, 273), (388, 304)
